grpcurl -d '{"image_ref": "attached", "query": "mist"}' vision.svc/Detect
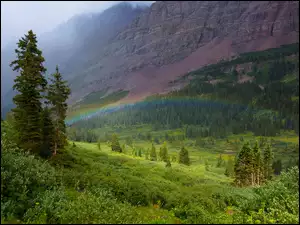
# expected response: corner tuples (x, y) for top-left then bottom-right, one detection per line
(1, 1), (153, 49)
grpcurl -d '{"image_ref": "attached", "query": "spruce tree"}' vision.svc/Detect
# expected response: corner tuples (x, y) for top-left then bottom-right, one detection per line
(263, 143), (274, 180)
(111, 133), (122, 152)
(159, 142), (169, 162)
(40, 107), (55, 158)
(150, 144), (157, 161)
(47, 65), (71, 154)
(234, 142), (255, 186)
(253, 141), (263, 185)
(178, 146), (190, 165)
(10, 30), (47, 154)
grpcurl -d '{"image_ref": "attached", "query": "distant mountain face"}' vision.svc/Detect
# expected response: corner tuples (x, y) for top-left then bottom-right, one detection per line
(1, 1), (299, 117)
(1, 2), (149, 117)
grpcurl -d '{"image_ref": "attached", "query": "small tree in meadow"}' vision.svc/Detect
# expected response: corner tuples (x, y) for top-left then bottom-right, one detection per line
(111, 133), (122, 153)
(150, 144), (157, 161)
(159, 142), (169, 162)
(178, 146), (190, 166)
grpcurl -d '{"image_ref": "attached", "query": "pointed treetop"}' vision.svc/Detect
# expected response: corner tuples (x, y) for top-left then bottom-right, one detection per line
(56, 65), (59, 74)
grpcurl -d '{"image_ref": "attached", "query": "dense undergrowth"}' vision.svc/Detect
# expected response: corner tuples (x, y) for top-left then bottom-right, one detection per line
(1, 123), (299, 224)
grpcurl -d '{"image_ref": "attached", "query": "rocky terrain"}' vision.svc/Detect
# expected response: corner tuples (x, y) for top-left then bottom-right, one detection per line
(1, 1), (299, 115)
(66, 1), (299, 103)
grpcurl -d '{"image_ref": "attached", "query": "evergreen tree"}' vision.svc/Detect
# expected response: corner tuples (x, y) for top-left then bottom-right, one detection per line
(234, 142), (255, 186)
(253, 141), (263, 185)
(40, 107), (55, 158)
(263, 143), (274, 180)
(47, 65), (71, 154)
(111, 133), (122, 152)
(178, 146), (190, 165)
(159, 142), (169, 162)
(150, 144), (157, 161)
(10, 30), (47, 154)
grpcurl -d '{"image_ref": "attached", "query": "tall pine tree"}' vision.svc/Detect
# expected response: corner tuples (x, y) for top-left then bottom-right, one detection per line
(47, 65), (71, 155)
(253, 141), (263, 185)
(40, 107), (55, 158)
(263, 143), (274, 181)
(10, 30), (47, 154)
(234, 142), (255, 186)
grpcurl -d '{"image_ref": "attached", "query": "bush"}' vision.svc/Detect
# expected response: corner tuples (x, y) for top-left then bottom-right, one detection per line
(1, 141), (57, 221)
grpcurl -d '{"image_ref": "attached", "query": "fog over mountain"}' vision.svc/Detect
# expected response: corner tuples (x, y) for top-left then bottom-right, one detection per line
(1, 1), (153, 117)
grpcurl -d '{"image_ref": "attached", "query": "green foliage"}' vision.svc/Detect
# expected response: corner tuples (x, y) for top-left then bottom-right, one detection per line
(216, 154), (224, 167)
(272, 159), (282, 175)
(150, 144), (157, 161)
(165, 160), (172, 168)
(47, 65), (71, 153)
(159, 142), (169, 162)
(111, 133), (122, 153)
(178, 146), (190, 166)
(1, 136), (56, 221)
(97, 140), (101, 150)
(225, 157), (234, 177)
(235, 142), (274, 187)
(10, 30), (47, 155)
(263, 144), (274, 180)
(40, 107), (55, 158)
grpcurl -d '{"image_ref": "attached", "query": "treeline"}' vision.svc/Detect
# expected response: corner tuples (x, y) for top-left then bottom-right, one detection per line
(71, 96), (298, 138)
(6, 30), (70, 158)
(70, 43), (299, 137)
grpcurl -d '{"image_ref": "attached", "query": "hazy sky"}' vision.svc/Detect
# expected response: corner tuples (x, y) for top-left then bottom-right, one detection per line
(1, 1), (152, 49)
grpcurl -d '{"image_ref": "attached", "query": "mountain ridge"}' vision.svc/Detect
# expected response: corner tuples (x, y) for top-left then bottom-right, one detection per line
(1, 1), (299, 117)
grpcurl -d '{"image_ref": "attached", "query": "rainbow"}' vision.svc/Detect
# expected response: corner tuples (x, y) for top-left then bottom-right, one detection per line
(65, 96), (278, 126)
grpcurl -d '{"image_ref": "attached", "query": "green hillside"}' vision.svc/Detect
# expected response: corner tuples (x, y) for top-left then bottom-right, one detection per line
(1, 32), (299, 225)
(2, 122), (299, 224)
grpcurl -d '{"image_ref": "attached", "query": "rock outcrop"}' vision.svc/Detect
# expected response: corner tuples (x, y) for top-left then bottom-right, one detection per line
(67, 1), (298, 103)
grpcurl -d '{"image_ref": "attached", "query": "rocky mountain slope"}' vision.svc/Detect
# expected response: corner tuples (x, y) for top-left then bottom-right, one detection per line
(1, 1), (299, 116)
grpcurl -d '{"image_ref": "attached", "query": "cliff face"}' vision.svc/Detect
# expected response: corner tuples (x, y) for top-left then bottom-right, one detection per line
(2, 1), (299, 110)
(68, 1), (298, 103)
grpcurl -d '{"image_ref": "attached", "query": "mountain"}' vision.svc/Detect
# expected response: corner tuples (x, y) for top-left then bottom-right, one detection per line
(1, 1), (299, 117)
(1, 2), (149, 117)
(72, 0), (299, 103)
